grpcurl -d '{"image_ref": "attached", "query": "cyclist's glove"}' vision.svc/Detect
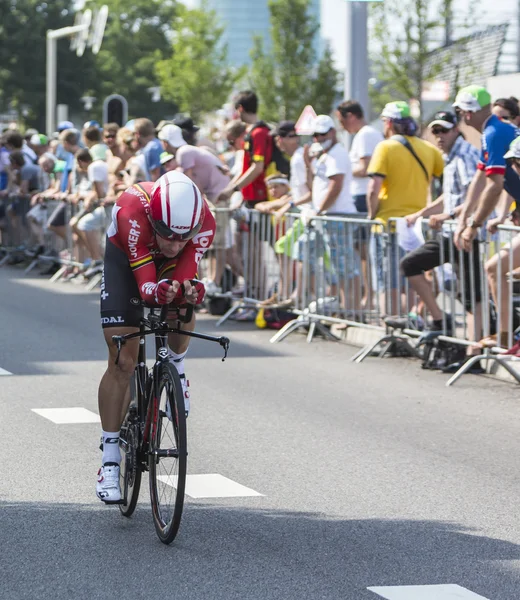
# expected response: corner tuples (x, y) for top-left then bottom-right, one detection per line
(155, 279), (173, 305)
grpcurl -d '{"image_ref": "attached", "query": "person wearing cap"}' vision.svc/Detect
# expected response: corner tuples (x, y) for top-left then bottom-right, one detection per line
(453, 85), (519, 253)
(57, 120), (74, 133)
(401, 111), (481, 336)
(28, 133), (49, 158)
(367, 101), (444, 314)
(159, 151), (176, 172)
(160, 122), (233, 296)
(173, 116), (199, 146)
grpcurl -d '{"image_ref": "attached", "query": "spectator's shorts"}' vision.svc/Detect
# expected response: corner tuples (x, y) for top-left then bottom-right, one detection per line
(400, 236), (481, 311)
(210, 208), (233, 250)
(101, 240), (179, 329)
(27, 203), (48, 226)
(298, 220), (359, 284)
(371, 231), (406, 291)
(78, 206), (111, 232)
(47, 201), (68, 228)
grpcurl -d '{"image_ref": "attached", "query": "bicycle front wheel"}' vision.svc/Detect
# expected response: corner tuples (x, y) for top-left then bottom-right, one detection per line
(148, 362), (187, 544)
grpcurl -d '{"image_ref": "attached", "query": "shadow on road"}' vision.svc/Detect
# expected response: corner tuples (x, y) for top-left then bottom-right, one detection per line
(1, 500), (518, 599)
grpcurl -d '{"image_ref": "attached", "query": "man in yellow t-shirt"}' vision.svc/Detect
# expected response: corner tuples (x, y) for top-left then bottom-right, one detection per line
(367, 101), (444, 223)
(366, 101), (444, 313)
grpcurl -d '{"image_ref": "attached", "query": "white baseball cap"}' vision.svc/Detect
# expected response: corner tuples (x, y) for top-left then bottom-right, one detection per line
(313, 115), (335, 134)
(158, 124), (186, 148)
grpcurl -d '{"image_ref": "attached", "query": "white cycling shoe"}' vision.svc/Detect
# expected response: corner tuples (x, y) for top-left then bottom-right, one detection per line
(96, 463), (121, 503)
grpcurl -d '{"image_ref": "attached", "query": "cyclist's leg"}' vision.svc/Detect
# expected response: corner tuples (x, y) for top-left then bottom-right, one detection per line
(97, 240), (143, 501)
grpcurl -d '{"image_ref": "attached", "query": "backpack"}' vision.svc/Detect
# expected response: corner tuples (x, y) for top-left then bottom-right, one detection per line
(246, 121), (290, 178)
(418, 333), (466, 371)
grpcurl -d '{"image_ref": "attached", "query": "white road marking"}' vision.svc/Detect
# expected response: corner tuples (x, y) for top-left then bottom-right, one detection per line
(31, 407), (101, 424)
(368, 584), (490, 599)
(0, 367), (12, 375)
(157, 473), (264, 498)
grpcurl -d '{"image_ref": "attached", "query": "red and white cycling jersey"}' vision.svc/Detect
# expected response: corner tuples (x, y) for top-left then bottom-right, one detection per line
(107, 182), (215, 303)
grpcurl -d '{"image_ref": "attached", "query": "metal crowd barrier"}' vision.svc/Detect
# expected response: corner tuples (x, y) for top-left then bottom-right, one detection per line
(0, 194), (110, 291)
(220, 208), (520, 386)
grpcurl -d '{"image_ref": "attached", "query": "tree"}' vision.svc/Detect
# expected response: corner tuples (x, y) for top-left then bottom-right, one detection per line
(155, 4), (244, 121)
(368, 0), (481, 120)
(249, 0), (340, 122)
(0, 0), (97, 131)
(85, 0), (178, 123)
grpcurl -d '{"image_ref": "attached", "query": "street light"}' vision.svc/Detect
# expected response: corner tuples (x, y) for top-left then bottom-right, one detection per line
(46, 5), (108, 136)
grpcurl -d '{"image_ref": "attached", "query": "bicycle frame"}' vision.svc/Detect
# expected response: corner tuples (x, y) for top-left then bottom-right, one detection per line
(113, 304), (230, 452)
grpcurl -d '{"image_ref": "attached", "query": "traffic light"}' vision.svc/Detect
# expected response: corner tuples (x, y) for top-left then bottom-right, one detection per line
(102, 94), (128, 126)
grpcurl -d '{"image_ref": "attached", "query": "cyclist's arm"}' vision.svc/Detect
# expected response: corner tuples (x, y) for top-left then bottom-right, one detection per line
(116, 207), (160, 303)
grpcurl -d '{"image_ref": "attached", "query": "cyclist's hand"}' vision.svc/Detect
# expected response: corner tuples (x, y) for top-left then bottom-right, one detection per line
(155, 279), (176, 305)
(182, 279), (204, 304)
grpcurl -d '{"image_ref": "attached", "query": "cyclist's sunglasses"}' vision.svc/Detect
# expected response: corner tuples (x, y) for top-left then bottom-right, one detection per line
(152, 219), (202, 242)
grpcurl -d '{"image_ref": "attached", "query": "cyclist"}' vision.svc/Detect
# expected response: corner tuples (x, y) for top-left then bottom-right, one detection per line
(96, 170), (215, 503)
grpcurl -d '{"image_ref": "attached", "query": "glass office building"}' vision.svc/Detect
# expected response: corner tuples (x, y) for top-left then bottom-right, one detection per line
(185, 0), (321, 67)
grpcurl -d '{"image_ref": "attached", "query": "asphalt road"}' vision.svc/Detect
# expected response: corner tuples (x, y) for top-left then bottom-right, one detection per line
(1, 267), (520, 600)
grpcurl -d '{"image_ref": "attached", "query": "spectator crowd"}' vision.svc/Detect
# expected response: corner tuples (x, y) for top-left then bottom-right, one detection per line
(3, 85), (520, 374)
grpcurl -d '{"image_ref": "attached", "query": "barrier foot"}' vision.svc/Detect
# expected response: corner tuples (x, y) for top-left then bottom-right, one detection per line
(269, 317), (305, 343)
(352, 335), (392, 363)
(215, 302), (243, 327)
(24, 259), (39, 274)
(49, 265), (67, 283)
(0, 253), (11, 267)
(85, 272), (103, 291)
(307, 320), (339, 344)
(446, 355), (484, 387)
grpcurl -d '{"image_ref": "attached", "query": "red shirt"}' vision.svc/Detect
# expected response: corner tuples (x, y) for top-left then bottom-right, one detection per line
(107, 182), (215, 304)
(241, 122), (273, 203)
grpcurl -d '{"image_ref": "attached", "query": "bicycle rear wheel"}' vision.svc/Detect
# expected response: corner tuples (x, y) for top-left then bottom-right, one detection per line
(148, 362), (187, 544)
(119, 375), (143, 517)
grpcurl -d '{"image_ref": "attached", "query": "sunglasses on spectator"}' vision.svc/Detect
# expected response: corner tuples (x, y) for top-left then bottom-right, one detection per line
(283, 133), (298, 138)
(104, 133), (116, 139)
(431, 127), (451, 135)
(313, 131), (330, 138)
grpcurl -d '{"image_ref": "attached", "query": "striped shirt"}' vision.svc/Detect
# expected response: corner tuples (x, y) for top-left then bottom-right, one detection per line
(442, 135), (479, 215)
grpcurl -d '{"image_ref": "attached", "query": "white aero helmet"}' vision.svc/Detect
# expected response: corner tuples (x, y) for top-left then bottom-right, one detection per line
(149, 171), (205, 240)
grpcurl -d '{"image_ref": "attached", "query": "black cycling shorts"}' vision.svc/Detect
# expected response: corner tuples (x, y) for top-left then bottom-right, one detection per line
(100, 240), (144, 328)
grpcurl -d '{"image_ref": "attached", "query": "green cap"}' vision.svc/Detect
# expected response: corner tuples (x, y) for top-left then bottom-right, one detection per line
(160, 151), (175, 165)
(381, 101), (411, 120)
(453, 85), (491, 112)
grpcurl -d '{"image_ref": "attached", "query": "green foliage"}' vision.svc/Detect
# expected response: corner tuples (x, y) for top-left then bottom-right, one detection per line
(0, 0), (94, 130)
(249, 0), (340, 122)
(85, 0), (178, 123)
(368, 0), (478, 119)
(155, 4), (244, 121)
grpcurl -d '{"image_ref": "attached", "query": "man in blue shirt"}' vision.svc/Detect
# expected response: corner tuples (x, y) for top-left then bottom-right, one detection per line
(453, 85), (519, 251)
(133, 118), (162, 181)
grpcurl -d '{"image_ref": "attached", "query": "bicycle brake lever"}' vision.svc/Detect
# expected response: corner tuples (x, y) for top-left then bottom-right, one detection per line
(219, 337), (230, 362)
